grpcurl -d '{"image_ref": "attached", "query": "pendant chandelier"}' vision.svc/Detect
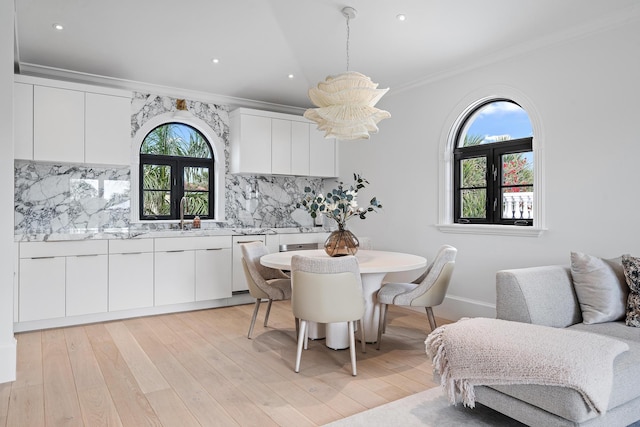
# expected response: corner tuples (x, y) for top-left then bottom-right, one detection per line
(304, 6), (390, 140)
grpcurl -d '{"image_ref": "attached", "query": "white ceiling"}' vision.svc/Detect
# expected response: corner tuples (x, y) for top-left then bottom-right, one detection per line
(14, 0), (640, 108)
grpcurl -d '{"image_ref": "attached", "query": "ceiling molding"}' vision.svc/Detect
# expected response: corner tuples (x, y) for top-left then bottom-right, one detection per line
(17, 63), (307, 116)
(389, 3), (640, 98)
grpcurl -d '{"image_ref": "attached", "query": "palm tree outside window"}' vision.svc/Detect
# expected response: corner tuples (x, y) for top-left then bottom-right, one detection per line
(140, 122), (214, 220)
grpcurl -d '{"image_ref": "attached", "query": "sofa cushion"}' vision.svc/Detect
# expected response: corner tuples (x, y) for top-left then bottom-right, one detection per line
(570, 252), (627, 324)
(622, 255), (640, 327)
(486, 322), (640, 423)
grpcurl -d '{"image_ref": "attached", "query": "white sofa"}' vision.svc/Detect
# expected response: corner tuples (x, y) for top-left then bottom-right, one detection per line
(474, 265), (640, 427)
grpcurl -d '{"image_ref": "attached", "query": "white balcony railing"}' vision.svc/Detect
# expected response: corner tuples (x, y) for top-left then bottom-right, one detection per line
(503, 192), (533, 220)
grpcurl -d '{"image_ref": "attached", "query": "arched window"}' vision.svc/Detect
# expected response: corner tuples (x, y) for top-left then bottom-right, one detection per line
(139, 122), (215, 220)
(453, 99), (534, 226)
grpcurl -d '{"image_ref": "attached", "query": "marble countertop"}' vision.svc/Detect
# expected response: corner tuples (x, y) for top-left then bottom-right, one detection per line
(15, 226), (332, 242)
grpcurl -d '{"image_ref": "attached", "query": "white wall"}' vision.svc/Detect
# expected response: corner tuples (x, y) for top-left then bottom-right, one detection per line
(0, 0), (16, 383)
(340, 21), (640, 320)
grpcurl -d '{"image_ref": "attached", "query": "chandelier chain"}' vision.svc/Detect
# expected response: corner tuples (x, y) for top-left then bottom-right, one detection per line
(346, 14), (351, 71)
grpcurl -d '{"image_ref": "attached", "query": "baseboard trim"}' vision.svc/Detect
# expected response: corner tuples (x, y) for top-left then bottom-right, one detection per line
(0, 337), (17, 384)
(433, 295), (496, 321)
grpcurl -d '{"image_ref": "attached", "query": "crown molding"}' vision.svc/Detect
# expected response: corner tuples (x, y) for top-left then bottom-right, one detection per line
(17, 63), (306, 116)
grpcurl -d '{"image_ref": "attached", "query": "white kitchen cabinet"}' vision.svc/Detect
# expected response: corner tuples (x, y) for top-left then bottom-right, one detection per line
(232, 235), (267, 292)
(19, 257), (66, 322)
(85, 92), (132, 165)
(13, 82), (33, 160)
(18, 240), (108, 322)
(155, 250), (195, 306)
(154, 236), (232, 305)
(33, 85), (85, 163)
(271, 118), (291, 175)
(230, 111), (272, 175)
(108, 239), (154, 312)
(230, 108), (337, 177)
(195, 248), (232, 301)
(66, 254), (108, 316)
(291, 121), (310, 176)
(309, 127), (337, 178)
(14, 75), (133, 164)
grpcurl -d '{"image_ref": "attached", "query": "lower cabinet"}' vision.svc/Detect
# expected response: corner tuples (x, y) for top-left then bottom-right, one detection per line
(66, 254), (108, 316)
(154, 250), (195, 306)
(15, 233), (322, 329)
(196, 248), (232, 301)
(18, 240), (109, 322)
(19, 257), (65, 322)
(108, 239), (154, 312)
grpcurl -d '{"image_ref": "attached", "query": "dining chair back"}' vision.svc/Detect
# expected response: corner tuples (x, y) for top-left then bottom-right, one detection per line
(291, 255), (366, 375)
(240, 241), (292, 339)
(376, 245), (457, 349)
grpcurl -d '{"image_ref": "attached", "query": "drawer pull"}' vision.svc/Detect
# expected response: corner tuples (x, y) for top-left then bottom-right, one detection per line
(236, 240), (263, 244)
(206, 248), (223, 251)
(120, 252), (142, 255)
(166, 250), (185, 253)
(75, 254), (99, 257)
(31, 256), (55, 260)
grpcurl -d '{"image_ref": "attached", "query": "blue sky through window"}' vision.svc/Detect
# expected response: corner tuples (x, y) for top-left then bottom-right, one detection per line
(464, 101), (532, 144)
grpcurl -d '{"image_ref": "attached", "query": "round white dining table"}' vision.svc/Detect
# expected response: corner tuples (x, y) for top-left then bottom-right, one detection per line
(260, 249), (427, 349)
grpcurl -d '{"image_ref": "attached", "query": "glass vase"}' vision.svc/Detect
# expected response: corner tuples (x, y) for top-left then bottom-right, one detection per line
(324, 225), (359, 257)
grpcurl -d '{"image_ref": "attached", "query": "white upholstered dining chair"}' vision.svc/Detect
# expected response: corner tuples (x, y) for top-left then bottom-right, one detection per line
(240, 241), (292, 339)
(291, 255), (366, 376)
(376, 245), (457, 349)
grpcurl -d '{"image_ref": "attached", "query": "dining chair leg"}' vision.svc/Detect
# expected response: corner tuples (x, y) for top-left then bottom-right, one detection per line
(264, 299), (273, 327)
(359, 319), (366, 353)
(376, 303), (387, 350)
(247, 299), (261, 339)
(426, 306), (437, 331)
(295, 320), (307, 373)
(348, 321), (357, 376)
(295, 317), (300, 339)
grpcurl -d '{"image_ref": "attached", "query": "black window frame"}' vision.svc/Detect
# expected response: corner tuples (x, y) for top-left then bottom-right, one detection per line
(139, 124), (215, 221)
(454, 137), (533, 226)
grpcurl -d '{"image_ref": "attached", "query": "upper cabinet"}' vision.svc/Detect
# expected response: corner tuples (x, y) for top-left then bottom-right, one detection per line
(13, 76), (132, 166)
(230, 108), (338, 177)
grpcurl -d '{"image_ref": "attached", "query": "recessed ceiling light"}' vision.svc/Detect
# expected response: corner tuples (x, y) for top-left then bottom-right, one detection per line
(52, 23), (64, 30)
(396, 14), (406, 22)
(288, 74), (294, 79)
(211, 58), (220, 64)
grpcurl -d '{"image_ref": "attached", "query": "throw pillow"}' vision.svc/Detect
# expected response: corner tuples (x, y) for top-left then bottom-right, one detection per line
(570, 252), (628, 324)
(621, 255), (640, 328)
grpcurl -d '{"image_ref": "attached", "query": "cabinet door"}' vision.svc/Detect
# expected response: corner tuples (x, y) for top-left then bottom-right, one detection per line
(195, 248), (232, 301)
(232, 235), (266, 292)
(291, 122), (310, 176)
(271, 118), (291, 175)
(109, 252), (154, 311)
(33, 85), (85, 163)
(154, 251), (195, 305)
(233, 114), (271, 174)
(13, 82), (33, 160)
(66, 254), (108, 316)
(85, 93), (132, 165)
(19, 257), (66, 322)
(309, 127), (337, 177)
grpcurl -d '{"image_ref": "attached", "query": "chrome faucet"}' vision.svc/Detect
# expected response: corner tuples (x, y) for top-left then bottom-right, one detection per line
(179, 196), (188, 230)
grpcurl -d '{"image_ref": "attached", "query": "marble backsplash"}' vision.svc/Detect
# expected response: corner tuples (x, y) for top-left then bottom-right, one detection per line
(14, 160), (326, 235)
(15, 92), (327, 237)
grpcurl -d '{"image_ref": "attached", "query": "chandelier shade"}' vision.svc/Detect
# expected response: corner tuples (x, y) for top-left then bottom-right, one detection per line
(304, 8), (390, 140)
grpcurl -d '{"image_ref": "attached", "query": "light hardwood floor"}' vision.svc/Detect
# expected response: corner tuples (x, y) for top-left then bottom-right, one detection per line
(0, 301), (445, 427)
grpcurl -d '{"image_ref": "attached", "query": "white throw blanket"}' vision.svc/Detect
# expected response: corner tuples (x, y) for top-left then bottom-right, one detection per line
(425, 318), (629, 415)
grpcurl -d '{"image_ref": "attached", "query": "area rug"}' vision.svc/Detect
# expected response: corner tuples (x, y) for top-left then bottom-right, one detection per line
(323, 386), (525, 426)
